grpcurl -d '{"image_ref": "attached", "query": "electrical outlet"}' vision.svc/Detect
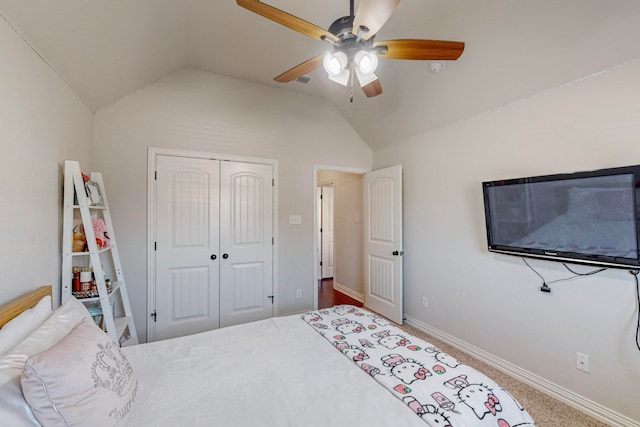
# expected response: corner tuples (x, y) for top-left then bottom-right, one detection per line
(576, 352), (590, 373)
(421, 297), (428, 309)
(296, 289), (302, 299)
(289, 215), (302, 225)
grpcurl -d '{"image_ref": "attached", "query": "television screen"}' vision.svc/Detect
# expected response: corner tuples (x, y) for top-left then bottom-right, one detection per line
(482, 165), (640, 269)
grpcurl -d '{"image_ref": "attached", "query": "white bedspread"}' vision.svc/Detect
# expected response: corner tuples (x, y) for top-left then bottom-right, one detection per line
(122, 314), (427, 426)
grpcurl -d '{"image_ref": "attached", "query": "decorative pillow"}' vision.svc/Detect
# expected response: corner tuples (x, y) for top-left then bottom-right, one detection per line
(0, 295), (52, 356)
(0, 296), (92, 427)
(21, 319), (137, 427)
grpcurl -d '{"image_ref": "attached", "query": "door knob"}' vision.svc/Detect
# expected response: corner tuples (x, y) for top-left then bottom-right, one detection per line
(392, 250), (404, 256)
(222, 253), (229, 259)
(210, 254), (217, 260)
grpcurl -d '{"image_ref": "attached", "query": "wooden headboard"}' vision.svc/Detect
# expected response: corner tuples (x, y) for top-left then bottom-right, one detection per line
(0, 286), (52, 328)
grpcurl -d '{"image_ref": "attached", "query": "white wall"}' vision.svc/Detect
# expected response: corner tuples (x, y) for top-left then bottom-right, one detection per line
(93, 69), (372, 342)
(373, 59), (640, 423)
(0, 12), (93, 307)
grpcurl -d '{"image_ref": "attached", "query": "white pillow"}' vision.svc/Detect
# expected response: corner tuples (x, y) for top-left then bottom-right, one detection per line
(0, 295), (52, 355)
(0, 296), (92, 427)
(22, 319), (137, 427)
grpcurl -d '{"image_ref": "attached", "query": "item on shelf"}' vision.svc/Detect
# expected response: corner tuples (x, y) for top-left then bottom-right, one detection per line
(78, 219), (110, 249)
(72, 226), (86, 252)
(92, 218), (110, 248)
(84, 178), (104, 206)
(72, 267), (81, 293)
(79, 267), (93, 293)
(86, 304), (106, 331)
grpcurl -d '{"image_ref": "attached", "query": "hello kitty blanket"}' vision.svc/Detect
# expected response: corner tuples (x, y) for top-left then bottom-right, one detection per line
(302, 305), (536, 427)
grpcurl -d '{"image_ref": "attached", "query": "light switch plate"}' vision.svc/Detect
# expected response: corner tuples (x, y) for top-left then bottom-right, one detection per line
(289, 215), (302, 225)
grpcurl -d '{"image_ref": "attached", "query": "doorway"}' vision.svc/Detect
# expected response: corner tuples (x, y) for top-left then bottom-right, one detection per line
(314, 164), (404, 324)
(314, 168), (366, 308)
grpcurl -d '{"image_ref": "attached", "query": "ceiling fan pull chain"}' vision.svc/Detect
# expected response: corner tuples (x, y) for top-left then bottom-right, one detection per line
(349, 63), (355, 103)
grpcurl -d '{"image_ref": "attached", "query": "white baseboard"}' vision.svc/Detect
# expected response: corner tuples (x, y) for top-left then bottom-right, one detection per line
(404, 315), (639, 427)
(332, 282), (363, 303)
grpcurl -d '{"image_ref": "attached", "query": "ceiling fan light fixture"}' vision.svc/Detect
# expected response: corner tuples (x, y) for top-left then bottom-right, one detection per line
(323, 51), (348, 76)
(328, 69), (351, 86)
(354, 50), (378, 75)
(355, 68), (378, 87)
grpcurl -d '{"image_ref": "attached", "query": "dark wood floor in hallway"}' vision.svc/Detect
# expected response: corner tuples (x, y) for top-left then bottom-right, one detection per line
(317, 278), (363, 309)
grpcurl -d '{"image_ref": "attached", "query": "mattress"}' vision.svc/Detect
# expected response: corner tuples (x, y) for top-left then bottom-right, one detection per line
(123, 306), (535, 426)
(122, 313), (427, 426)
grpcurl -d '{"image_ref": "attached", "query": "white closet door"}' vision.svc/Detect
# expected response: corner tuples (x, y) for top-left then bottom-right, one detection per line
(219, 161), (274, 327)
(155, 155), (220, 341)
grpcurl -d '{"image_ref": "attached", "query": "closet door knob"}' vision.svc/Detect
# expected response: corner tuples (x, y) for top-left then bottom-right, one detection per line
(392, 250), (399, 256)
(222, 253), (229, 259)
(210, 254), (217, 260)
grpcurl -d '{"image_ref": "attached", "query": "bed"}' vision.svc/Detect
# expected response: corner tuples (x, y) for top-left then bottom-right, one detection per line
(0, 287), (536, 427)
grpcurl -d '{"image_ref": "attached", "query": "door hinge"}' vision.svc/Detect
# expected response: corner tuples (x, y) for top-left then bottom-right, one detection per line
(154, 241), (157, 251)
(268, 295), (274, 304)
(272, 237), (274, 245)
(320, 194), (323, 199)
(154, 170), (157, 180)
(320, 261), (323, 266)
(150, 310), (157, 322)
(272, 178), (274, 186)
(320, 227), (323, 233)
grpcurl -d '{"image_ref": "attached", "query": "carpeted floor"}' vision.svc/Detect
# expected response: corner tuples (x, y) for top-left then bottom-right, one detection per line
(399, 324), (610, 427)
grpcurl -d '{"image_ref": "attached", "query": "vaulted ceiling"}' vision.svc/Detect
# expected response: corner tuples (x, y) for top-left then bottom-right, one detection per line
(1, 0), (639, 150)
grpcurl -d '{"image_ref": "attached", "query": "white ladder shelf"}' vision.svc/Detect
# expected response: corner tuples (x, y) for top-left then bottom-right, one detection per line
(61, 160), (138, 346)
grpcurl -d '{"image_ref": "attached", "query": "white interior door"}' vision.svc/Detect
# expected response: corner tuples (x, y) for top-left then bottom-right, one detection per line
(321, 186), (334, 279)
(364, 165), (403, 324)
(155, 155), (220, 341)
(219, 161), (273, 327)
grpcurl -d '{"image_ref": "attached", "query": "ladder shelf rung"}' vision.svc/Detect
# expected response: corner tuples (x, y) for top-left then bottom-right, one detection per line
(71, 245), (113, 256)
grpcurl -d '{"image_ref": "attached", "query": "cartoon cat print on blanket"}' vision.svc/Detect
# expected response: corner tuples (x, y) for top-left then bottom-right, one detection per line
(334, 341), (370, 362)
(382, 354), (432, 384)
(301, 305), (537, 427)
(459, 383), (502, 419)
(372, 330), (411, 350)
(331, 318), (366, 335)
(403, 396), (452, 426)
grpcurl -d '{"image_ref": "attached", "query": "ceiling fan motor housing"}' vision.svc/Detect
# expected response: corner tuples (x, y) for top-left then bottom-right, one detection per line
(327, 15), (373, 60)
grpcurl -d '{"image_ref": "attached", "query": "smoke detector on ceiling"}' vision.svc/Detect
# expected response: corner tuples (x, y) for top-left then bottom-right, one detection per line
(429, 62), (445, 73)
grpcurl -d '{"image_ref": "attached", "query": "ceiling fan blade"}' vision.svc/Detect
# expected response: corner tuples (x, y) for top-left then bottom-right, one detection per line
(353, 0), (400, 40)
(374, 39), (465, 60)
(237, 0), (337, 42)
(361, 79), (383, 97)
(274, 55), (324, 83)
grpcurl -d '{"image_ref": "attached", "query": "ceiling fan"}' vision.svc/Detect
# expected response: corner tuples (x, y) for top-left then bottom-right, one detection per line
(236, 0), (465, 100)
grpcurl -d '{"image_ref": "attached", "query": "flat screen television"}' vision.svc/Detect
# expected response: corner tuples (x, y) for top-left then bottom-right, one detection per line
(482, 165), (640, 269)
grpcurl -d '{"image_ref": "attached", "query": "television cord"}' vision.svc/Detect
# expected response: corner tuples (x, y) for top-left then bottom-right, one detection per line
(524, 258), (640, 352)
(631, 270), (640, 352)
(521, 258), (549, 292)
(522, 258), (606, 293)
